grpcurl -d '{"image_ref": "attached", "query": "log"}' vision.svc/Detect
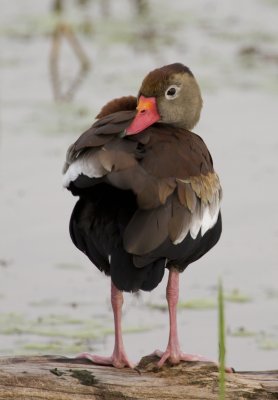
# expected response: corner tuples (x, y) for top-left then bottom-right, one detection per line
(0, 355), (277, 400)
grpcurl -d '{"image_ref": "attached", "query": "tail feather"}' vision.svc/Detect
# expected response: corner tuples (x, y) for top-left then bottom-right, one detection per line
(110, 248), (165, 292)
(69, 194), (166, 292)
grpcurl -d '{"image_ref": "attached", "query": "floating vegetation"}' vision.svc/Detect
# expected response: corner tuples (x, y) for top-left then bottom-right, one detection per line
(147, 303), (167, 312)
(0, 310), (153, 356)
(258, 337), (278, 351)
(0, 14), (88, 39)
(227, 326), (257, 338)
(0, 313), (25, 325)
(149, 289), (253, 312)
(256, 331), (278, 351)
(36, 314), (84, 326)
(28, 102), (93, 137)
(147, 298), (217, 312)
(179, 299), (217, 310)
(23, 341), (64, 351)
(224, 289), (252, 303)
(22, 341), (85, 354)
(55, 262), (84, 270)
(123, 326), (152, 334)
(1, 325), (102, 340)
(1, 327), (24, 335)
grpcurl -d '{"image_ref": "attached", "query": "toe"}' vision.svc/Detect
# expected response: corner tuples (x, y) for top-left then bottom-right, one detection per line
(112, 356), (134, 369)
(157, 351), (170, 367)
(76, 353), (113, 365)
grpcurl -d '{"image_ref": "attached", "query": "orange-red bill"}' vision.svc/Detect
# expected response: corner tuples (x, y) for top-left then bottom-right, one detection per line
(125, 96), (160, 135)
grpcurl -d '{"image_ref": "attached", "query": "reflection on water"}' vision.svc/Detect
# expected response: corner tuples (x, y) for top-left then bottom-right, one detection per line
(0, 0), (278, 371)
(49, 22), (90, 101)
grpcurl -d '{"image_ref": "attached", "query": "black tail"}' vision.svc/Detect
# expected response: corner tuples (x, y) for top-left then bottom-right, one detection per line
(69, 185), (166, 292)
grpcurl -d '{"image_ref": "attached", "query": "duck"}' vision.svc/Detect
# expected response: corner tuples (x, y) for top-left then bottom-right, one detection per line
(63, 63), (222, 369)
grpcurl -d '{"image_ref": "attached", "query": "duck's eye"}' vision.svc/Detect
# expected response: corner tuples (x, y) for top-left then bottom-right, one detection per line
(165, 85), (180, 100)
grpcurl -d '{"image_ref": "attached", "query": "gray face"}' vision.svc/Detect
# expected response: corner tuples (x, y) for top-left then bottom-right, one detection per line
(156, 73), (203, 130)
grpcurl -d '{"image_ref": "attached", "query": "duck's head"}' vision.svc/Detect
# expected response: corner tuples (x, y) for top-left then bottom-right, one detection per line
(126, 63), (203, 135)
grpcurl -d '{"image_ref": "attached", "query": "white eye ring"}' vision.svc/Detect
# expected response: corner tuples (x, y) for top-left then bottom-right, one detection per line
(165, 85), (180, 100)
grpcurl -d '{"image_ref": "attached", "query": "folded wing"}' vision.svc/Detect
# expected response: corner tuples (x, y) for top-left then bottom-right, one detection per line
(63, 109), (222, 258)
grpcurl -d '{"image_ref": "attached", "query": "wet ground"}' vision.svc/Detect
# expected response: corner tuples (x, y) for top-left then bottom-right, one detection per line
(0, 0), (278, 371)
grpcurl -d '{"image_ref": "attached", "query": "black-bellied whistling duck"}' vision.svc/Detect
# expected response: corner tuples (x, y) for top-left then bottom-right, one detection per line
(63, 63), (222, 369)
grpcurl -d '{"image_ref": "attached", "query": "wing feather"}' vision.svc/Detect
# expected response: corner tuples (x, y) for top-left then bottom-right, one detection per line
(123, 198), (172, 255)
(63, 113), (222, 255)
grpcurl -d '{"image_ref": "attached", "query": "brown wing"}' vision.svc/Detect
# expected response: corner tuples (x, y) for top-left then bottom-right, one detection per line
(96, 96), (137, 118)
(64, 117), (221, 256)
(74, 95), (137, 151)
(74, 110), (136, 151)
(139, 126), (213, 178)
(121, 126), (222, 255)
(62, 108), (136, 177)
(65, 95), (138, 163)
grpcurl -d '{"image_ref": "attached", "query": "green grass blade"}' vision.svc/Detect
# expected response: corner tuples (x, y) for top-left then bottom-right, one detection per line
(218, 278), (226, 400)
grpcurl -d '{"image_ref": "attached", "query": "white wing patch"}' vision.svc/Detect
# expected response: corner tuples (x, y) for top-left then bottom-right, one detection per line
(173, 198), (220, 244)
(200, 205), (220, 237)
(63, 149), (107, 188)
(173, 175), (222, 244)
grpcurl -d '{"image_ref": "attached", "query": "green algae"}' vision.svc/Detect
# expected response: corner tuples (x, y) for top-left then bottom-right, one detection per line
(36, 314), (84, 326)
(23, 342), (63, 351)
(0, 310), (152, 344)
(179, 298), (217, 310)
(228, 326), (257, 338)
(0, 313), (25, 325)
(23, 342), (85, 354)
(148, 289), (256, 312)
(55, 262), (84, 270)
(147, 298), (217, 312)
(123, 326), (152, 334)
(224, 289), (252, 303)
(1, 326), (100, 340)
(147, 303), (168, 312)
(0, 14), (79, 38)
(258, 338), (278, 350)
(28, 102), (93, 136)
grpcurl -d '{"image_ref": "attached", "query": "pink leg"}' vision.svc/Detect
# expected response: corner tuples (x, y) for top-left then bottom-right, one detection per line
(153, 268), (217, 368)
(76, 281), (134, 368)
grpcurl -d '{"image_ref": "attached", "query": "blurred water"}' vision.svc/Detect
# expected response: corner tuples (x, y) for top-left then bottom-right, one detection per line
(0, 0), (278, 371)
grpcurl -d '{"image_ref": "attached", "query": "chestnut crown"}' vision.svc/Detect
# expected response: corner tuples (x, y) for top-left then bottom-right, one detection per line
(138, 63), (203, 130)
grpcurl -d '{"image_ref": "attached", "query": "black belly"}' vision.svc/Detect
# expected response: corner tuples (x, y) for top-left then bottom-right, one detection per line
(69, 183), (222, 292)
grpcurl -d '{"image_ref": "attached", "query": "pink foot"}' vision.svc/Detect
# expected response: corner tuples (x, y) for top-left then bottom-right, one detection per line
(152, 348), (211, 367)
(152, 349), (233, 372)
(153, 270), (234, 373)
(76, 351), (134, 369)
(75, 282), (134, 369)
